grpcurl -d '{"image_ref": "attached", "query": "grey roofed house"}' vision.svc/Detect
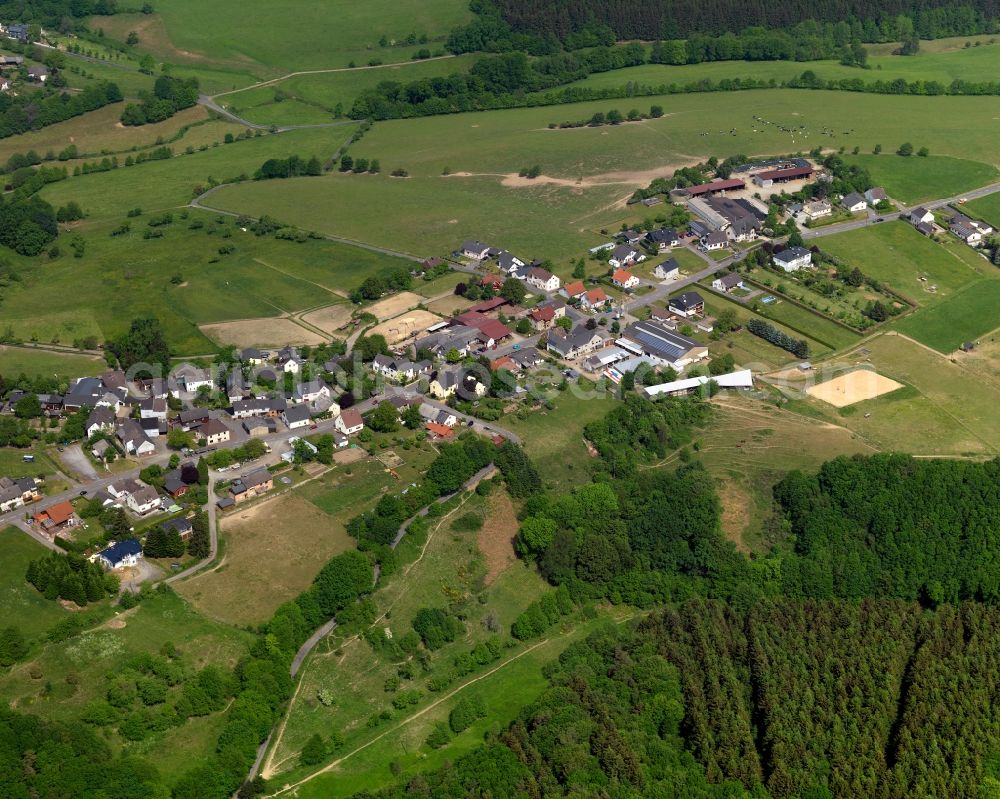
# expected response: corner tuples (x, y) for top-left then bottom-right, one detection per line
(433, 369), (462, 391)
(916, 221), (935, 236)
(86, 406), (116, 432)
(26, 65), (47, 79)
(546, 325), (604, 358)
(243, 417), (277, 435)
(292, 379), (327, 400)
(139, 397), (167, 414)
(622, 320), (702, 362)
(129, 484), (160, 508)
(610, 244), (638, 262)
(670, 291), (705, 314)
(495, 250), (523, 271)
(462, 239), (490, 255)
(842, 192), (866, 208)
(387, 394), (421, 410)
(510, 347), (544, 368)
(773, 246), (812, 266)
(140, 417), (162, 435)
(162, 517), (193, 537)
(164, 476), (187, 496)
(178, 408), (210, 426)
(237, 468), (271, 490)
(239, 347), (267, 362)
(703, 229), (729, 247)
(716, 272), (743, 290)
(283, 404), (312, 424)
(227, 369), (248, 394)
(63, 376), (104, 409)
(646, 227), (679, 245)
(414, 324), (479, 356)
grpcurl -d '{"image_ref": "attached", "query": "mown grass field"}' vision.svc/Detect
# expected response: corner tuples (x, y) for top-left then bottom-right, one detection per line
(0, 527), (70, 640)
(893, 279), (1000, 352)
(96, 0), (472, 76)
(841, 154), (998, 205)
(0, 346), (104, 379)
(819, 221), (989, 306)
(963, 191), (1000, 228)
(0, 207), (407, 355)
(208, 89), (1000, 262)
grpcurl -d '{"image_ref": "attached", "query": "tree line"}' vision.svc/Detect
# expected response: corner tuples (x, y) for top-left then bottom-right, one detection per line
(0, 80), (121, 139)
(120, 75), (198, 126)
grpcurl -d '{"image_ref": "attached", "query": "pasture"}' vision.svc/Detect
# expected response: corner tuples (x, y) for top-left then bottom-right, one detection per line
(208, 90), (1000, 262)
(0, 527), (71, 641)
(819, 221), (988, 306)
(176, 492), (356, 627)
(963, 191), (1000, 228)
(0, 346), (104, 379)
(97, 0), (472, 76)
(893, 278), (1000, 352)
(841, 154), (998, 205)
(1, 206), (407, 355)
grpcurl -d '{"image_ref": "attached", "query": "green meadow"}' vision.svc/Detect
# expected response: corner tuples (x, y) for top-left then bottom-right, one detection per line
(206, 89), (1000, 262)
(841, 154), (998, 204)
(96, 0), (472, 77)
(0, 346), (104, 379)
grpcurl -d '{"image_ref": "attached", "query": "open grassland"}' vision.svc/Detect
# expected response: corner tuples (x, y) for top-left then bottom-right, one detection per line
(0, 448), (63, 481)
(39, 125), (353, 222)
(263, 487), (552, 788)
(0, 527), (70, 640)
(819, 221), (989, 306)
(0, 346), (104, 379)
(0, 207), (406, 355)
(502, 392), (619, 491)
(208, 90), (1000, 262)
(841, 154), (998, 204)
(893, 279), (1000, 352)
(218, 56), (481, 126)
(695, 397), (874, 551)
(786, 332), (1000, 455)
(963, 191), (1000, 228)
(177, 491), (356, 627)
(97, 0), (471, 76)
(0, 105), (229, 166)
(0, 589), (251, 772)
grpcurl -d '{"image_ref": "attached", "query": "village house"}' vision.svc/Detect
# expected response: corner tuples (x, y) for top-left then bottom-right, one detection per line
(139, 397), (168, 420)
(171, 364), (215, 397)
(618, 229), (645, 246)
(562, 280), (586, 300)
(226, 370), (249, 403)
(612, 269), (640, 290)
(802, 199), (832, 220)
(27, 65), (47, 82)
(98, 539), (143, 570)
(480, 274), (504, 292)
(580, 287), (608, 310)
(524, 266), (560, 292)
(239, 348), (267, 365)
(909, 207), (935, 225)
(229, 468), (273, 503)
(86, 407), (117, 438)
(197, 418), (231, 446)
(372, 355), (432, 383)
(546, 325), (606, 360)
(174, 408), (210, 432)
(773, 246), (813, 272)
(510, 347), (544, 370)
(291, 379), (331, 404)
(0, 477), (40, 512)
(669, 291), (705, 318)
(419, 403), (458, 427)
(608, 244), (644, 269)
(277, 346), (305, 374)
(700, 229), (729, 251)
(529, 305), (556, 330)
(950, 212), (993, 246)
(335, 407), (364, 435)
(242, 417), (277, 437)
(282, 405), (312, 430)
(645, 228), (680, 253)
(864, 187), (888, 206)
(162, 517), (193, 541)
(842, 193), (868, 213)
(425, 421), (454, 440)
(712, 272), (745, 293)
(462, 240), (491, 260)
(126, 484), (162, 516)
(495, 250), (525, 273)
(117, 419), (155, 456)
(428, 369), (485, 400)
(653, 258), (680, 281)
(108, 478), (144, 502)
(34, 500), (79, 533)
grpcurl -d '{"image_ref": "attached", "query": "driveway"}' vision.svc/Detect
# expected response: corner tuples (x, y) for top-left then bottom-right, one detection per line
(59, 445), (98, 481)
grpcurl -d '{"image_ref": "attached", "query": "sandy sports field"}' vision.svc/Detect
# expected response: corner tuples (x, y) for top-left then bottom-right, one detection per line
(806, 369), (905, 407)
(200, 317), (326, 347)
(300, 303), (353, 334)
(367, 291), (424, 320)
(369, 310), (443, 345)
(425, 294), (474, 316)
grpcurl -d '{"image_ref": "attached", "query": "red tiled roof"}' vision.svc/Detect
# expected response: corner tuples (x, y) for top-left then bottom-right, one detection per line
(477, 319), (511, 340)
(340, 408), (363, 428)
(490, 356), (515, 372)
(531, 306), (555, 322)
(612, 269), (633, 284)
(37, 500), (75, 525)
(479, 275), (503, 288)
(585, 288), (607, 304)
(469, 297), (507, 313)
(564, 281), (586, 296)
(425, 422), (454, 438)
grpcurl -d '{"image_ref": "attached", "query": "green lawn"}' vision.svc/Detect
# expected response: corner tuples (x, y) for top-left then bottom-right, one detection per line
(841, 154), (998, 205)
(737, 291), (860, 352)
(963, 192), (1000, 229)
(95, 0), (472, 76)
(0, 527), (70, 641)
(0, 346), (104, 379)
(819, 221), (988, 307)
(2, 204), (407, 355)
(893, 279), (1000, 352)
(207, 89), (1000, 262)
